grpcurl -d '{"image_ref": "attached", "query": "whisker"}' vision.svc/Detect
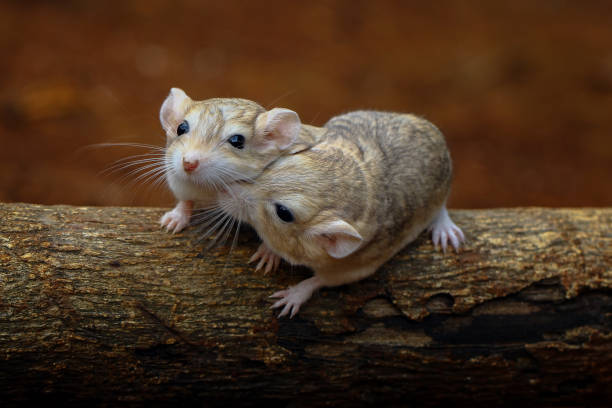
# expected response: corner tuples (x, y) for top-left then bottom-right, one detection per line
(228, 217), (242, 255)
(103, 159), (166, 176)
(212, 172), (239, 203)
(208, 214), (233, 249)
(83, 142), (166, 152)
(196, 209), (229, 240)
(219, 216), (240, 275)
(110, 163), (170, 197)
(134, 170), (171, 185)
(216, 214), (236, 248)
(99, 151), (166, 176)
(191, 207), (225, 225)
(133, 165), (170, 184)
(150, 172), (169, 190)
(105, 152), (166, 165)
(203, 213), (233, 250)
(111, 164), (165, 188)
(83, 141), (174, 205)
(125, 160), (166, 175)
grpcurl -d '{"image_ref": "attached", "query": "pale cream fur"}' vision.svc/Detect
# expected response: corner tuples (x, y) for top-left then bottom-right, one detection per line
(158, 88), (323, 232)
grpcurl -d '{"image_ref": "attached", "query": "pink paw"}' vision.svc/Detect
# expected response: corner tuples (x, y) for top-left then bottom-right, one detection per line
(428, 206), (465, 253)
(269, 276), (323, 318)
(160, 201), (193, 233)
(249, 243), (281, 274)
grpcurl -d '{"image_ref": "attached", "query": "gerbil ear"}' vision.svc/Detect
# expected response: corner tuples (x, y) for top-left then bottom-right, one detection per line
(254, 108), (301, 152)
(160, 87), (191, 134)
(309, 219), (363, 259)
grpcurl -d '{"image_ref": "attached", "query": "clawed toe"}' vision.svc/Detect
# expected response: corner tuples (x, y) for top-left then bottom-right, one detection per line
(429, 206), (465, 253)
(250, 243), (281, 274)
(248, 245), (265, 264)
(269, 290), (288, 299)
(160, 201), (193, 234)
(268, 277), (323, 319)
(269, 292), (299, 318)
(160, 216), (188, 234)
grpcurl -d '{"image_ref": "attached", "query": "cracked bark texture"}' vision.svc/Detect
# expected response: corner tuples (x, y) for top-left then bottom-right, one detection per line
(0, 203), (610, 407)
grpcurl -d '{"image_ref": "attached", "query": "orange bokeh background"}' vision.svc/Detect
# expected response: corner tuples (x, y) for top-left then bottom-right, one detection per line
(1, 0), (611, 208)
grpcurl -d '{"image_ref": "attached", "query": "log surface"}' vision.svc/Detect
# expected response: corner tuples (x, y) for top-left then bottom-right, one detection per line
(0, 203), (610, 406)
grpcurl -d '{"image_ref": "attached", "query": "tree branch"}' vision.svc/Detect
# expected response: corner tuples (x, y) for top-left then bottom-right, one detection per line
(0, 204), (610, 406)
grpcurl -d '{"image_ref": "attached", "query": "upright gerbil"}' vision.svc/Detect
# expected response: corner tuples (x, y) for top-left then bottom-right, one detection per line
(158, 88), (322, 232)
(219, 110), (464, 317)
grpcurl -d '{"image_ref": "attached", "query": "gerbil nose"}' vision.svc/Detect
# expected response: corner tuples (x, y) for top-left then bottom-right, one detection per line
(182, 158), (199, 173)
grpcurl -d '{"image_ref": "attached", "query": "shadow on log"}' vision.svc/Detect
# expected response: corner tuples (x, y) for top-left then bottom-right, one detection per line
(0, 204), (610, 406)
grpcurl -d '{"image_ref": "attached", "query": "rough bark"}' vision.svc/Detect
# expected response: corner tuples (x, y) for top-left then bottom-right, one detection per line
(0, 203), (610, 407)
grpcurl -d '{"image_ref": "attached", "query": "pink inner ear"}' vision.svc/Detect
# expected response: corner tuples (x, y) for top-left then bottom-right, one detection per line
(259, 108), (300, 151)
(320, 233), (335, 248)
(315, 224), (363, 259)
(160, 88), (189, 133)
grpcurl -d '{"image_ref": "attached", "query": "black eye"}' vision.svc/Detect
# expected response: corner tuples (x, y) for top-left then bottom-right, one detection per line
(274, 203), (294, 223)
(228, 134), (245, 149)
(177, 120), (189, 136)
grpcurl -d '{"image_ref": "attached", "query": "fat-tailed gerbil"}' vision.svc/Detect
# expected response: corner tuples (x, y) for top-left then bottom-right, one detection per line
(158, 88), (321, 232)
(219, 110), (465, 317)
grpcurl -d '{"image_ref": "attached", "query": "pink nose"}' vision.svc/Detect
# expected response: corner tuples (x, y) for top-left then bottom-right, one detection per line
(182, 158), (199, 173)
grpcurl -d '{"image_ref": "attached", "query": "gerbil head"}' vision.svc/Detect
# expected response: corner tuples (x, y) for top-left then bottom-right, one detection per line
(160, 87), (304, 198)
(220, 149), (365, 267)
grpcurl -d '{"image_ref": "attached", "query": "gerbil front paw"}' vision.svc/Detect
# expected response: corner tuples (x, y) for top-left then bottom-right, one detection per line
(429, 206), (465, 253)
(269, 276), (323, 318)
(160, 209), (190, 233)
(249, 243), (281, 274)
(160, 201), (193, 233)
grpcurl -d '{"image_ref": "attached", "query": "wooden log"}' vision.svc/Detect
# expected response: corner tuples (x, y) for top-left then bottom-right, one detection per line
(0, 203), (610, 407)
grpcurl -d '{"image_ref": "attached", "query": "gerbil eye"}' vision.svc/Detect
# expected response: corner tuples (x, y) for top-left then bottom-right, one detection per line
(275, 203), (294, 223)
(228, 134), (245, 149)
(177, 120), (189, 136)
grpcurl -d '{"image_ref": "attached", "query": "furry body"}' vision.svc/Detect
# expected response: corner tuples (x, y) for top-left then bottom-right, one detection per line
(220, 111), (463, 316)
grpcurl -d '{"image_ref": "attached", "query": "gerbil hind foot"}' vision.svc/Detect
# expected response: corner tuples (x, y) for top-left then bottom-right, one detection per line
(269, 276), (324, 318)
(160, 200), (193, 233)
(249, 243), (281, 274)
(428, 206), (465, 253)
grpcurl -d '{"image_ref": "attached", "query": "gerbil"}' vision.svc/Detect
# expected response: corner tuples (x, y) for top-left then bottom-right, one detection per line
(219, 111), (465, 318)
(158, 88), (322, 232)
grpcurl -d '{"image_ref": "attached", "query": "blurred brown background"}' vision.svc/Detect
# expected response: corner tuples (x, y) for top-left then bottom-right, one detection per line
(1, 0), (611, 209)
